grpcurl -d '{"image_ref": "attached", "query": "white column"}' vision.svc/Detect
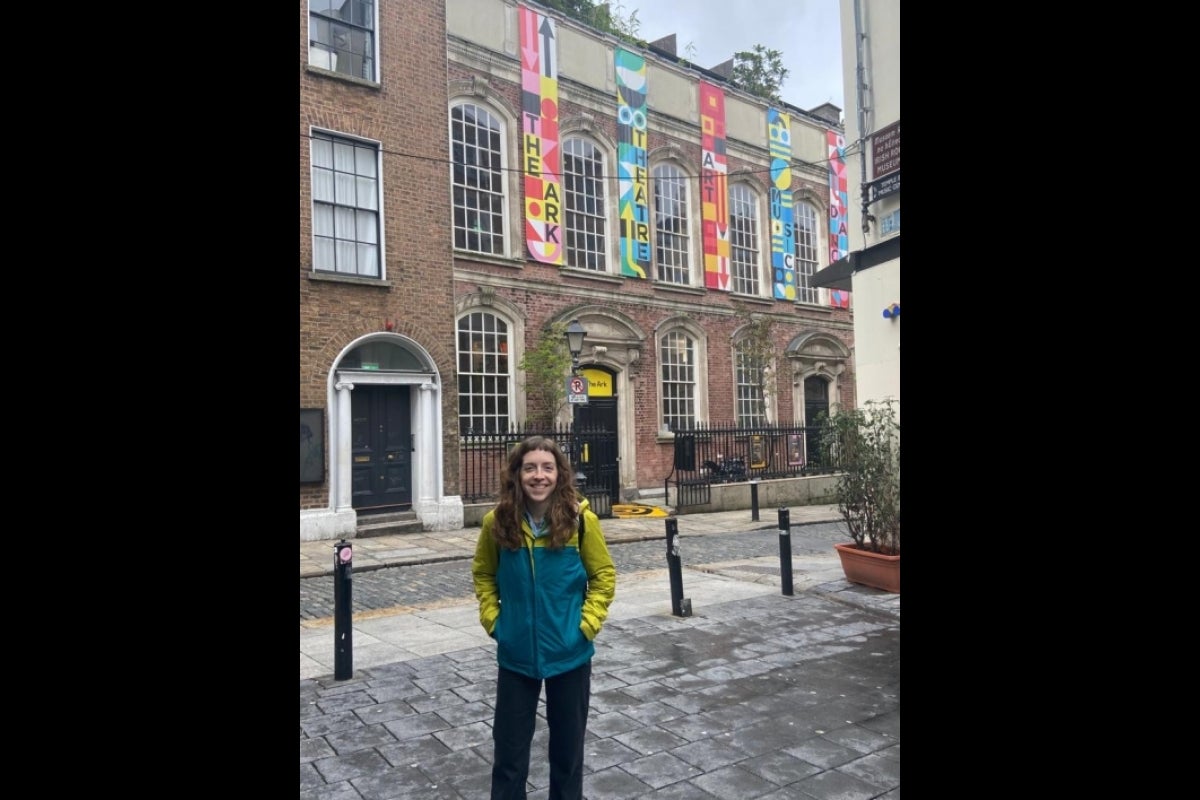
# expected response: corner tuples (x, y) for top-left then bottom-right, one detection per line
(418, 382), (437, 503)
(334, 381), (354, 512)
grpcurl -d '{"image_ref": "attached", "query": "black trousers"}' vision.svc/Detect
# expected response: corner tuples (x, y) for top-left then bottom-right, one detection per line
(490, 661), (591, 800)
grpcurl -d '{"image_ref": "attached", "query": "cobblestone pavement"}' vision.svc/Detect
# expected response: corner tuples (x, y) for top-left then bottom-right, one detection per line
(300, 583), (899, 799)
(300, 523), (847, 621)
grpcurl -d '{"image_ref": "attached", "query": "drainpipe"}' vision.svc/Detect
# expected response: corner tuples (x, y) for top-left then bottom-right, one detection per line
(854, 0), (871, 238)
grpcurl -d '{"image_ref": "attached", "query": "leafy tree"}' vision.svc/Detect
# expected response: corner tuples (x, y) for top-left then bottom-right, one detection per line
(730, 44), (789, 102)
(543, 3), (786, 103)
(519, 321), (575, 425)
(541, 0), (641, 40)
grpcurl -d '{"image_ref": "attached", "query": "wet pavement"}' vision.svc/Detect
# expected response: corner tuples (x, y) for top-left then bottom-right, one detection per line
(300, 506), (900, 799)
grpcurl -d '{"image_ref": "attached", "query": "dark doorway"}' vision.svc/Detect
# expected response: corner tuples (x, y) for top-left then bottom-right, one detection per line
(351, 386), (413, 513)
(804, 376), (830, 468)
(575, 368), (619, 507)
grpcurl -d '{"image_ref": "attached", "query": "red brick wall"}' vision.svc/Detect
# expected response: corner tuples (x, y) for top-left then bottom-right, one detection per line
(446, 62), (854, 492)
(300, 0), (459, 509)
(300, 3), (855, 508)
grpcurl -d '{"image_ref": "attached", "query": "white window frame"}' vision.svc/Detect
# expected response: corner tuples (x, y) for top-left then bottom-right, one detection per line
(656, 319), (709, 431)
(734, 337), (769, 427)
(562, 136), (609, 272)
(794, 200), (822, 305)
(652, 162), (692, 285)
(455, 310), (516, 434)
(729, 182), (763, 297)
(310, 129), (383, 278)
(308, 0), (378, 82)
(450, 102), (510, 257)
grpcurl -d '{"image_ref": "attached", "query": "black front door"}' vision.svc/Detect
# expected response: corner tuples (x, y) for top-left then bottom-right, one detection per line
(575, 393), (619, 506)
(351, 386), (412, 513)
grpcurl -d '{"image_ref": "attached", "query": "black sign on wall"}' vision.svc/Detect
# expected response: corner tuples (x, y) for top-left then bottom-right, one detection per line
(866, 172), (900, 204)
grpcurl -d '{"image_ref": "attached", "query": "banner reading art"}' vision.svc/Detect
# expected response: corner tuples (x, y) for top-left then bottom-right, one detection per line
(615, 48), (649, 278)
(700, 81), (730, 291)
(519, 4), (562, 264)
(768, 108), (795, 300)
(827, 130), (850, 308)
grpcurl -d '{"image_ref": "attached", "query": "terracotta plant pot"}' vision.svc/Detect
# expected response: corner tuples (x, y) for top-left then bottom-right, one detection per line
(834, 543), (900, 594)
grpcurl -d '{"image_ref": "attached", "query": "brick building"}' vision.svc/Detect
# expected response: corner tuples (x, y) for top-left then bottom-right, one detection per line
(301, 0), (856, 541)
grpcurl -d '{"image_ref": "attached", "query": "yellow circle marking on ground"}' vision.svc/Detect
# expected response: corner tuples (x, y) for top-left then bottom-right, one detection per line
(610, 503), (669, 519)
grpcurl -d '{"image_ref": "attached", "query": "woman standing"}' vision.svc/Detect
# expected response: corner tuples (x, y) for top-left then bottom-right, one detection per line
(472, 436), (617, 800)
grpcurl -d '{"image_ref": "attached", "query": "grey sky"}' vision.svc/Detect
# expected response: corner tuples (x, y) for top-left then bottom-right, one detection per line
(623, 0), (845, 113)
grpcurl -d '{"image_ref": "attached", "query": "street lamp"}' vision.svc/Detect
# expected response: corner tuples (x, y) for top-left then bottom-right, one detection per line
(565, 319), (587, 372)
(564, 319), (588, 492)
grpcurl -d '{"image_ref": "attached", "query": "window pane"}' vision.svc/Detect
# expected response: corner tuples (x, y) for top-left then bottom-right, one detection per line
(729, 184), (760, 296)
(450, 104), (506, 256)
(309, 0), (375, 81)
(564, 138), (607, 271)
(735, 341), (767, 427)
(313, 205), (333, 237)
(794, 202), (819, 304)
(654, 165), (690, 284)
(660, 331), (696, 430)
(456, 312), (513, 434)
(310, 132), (382, 277)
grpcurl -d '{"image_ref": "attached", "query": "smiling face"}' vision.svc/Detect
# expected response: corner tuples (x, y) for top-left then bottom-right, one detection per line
(520, 448), (559, 519)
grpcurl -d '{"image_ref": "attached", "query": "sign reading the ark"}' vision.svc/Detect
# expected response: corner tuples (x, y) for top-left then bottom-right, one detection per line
(581, 368), (612, 397)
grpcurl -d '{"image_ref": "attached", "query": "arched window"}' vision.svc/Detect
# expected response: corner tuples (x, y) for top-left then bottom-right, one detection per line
(660, 330), (696, 430)
(794, 201), (821, 304)
(729, 183), (762, 296)
(734, 338), (768, 427)
(456, 311), (513, 433)
(563, 137), (607, 271)
(653, 163), (690, 284)
(451, 102), (507, 256)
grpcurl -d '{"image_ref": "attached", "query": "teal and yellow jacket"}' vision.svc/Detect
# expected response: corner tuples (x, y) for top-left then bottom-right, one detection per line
(472, 498), (616, 680)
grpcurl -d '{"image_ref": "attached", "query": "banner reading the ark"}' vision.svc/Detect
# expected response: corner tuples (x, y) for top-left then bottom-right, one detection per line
(520, 4), (563, 264)
(700, 81), (730, 291)
(827, 129), (850, 308)
(768, 108), (796, 300)
(615, 48), (649, 279)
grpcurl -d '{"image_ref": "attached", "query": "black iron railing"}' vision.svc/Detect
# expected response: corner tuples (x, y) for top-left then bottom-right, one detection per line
(664, 421), (839, 510)
(458, 422), (616, 516)
(459, 421), (839, 514)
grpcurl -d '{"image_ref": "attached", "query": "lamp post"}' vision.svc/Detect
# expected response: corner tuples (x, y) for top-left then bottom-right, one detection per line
(565, 319), (588, 491)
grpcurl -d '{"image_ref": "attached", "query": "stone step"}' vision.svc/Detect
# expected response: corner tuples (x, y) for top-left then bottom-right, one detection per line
(355, 510), (423, 538)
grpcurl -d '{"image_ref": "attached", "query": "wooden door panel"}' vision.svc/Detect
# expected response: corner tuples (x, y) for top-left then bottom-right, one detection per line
(351, 386), (412, 511)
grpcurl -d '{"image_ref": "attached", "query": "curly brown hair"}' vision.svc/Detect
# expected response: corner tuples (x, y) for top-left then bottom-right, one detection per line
(491, 436), (580, 550)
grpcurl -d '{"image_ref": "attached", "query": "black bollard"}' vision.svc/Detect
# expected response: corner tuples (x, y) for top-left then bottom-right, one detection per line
(777, 507), (794, 596)
(750, 479), (760, 521)
(664, 518), (691, 616)
(334, 540), (354, 680)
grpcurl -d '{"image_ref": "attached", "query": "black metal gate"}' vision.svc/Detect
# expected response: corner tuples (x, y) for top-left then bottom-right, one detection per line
(664, 432), (711, 509)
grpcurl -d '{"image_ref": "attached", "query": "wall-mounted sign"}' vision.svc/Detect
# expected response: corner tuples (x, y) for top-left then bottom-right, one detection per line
(871, 120), (900, 180)
(567, 375), (589, 404)
(866, 171), (900, 204)
(581, 368), (612, 397)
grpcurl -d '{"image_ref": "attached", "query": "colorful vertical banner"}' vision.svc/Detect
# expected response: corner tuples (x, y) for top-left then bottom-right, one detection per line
(768, 108), (795, 300)
(519, 4), (562, 264)
(827, 130), (850, 308)
(700, 82), (730, 291)
(615, 49), (649, 279)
